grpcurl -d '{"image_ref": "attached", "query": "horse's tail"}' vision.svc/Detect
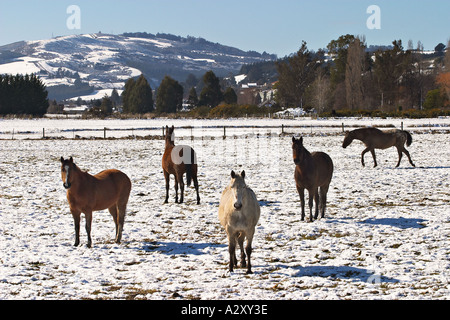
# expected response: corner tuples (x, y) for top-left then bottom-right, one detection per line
(404, 130), (413, 146)
(185, 147), (196, 187)
(186, 163), (192, 187)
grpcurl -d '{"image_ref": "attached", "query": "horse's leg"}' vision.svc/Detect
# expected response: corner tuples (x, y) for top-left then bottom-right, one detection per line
(395, 146), (403, 167)
(296, 185), (305, 221)
(193, 173), (200, 205)
(319, 185), (329, 219)
(174, 176), (179, 203)
(370, 149), (377, 167)
(108, 205), (118, 239)
(84, 210), (93, 248)
(164, 171), (170, 203)
(177, 172), (185, 204)
(361, 147), (370, 167)
(71, 210), (81, 247)
(245, 231), (254, 274)
(402, 147), (415, 167)
(307, 189), (314, 222)
(237, 232), (246, 268)
(115, 203), (126, 244)
(313, 187), (319, 220)
(228, 231), (237, 272)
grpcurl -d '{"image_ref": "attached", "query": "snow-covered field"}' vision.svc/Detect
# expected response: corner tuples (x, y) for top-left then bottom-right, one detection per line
(0, 117), (449, 300)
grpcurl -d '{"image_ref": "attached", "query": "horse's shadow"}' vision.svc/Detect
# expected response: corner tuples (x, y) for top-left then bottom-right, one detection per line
(141, 241), (226, 255)
(359, 217), (427, 229)
(277, 264), (399, 283)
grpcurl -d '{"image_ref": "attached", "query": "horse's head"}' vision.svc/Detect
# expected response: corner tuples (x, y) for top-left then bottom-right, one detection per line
(165, 125), (175, 147)
(292, 136), (306, 165)
(342, 131), (353, 148)
(60, 156), (75, 189)
(230, 170), (246, 211)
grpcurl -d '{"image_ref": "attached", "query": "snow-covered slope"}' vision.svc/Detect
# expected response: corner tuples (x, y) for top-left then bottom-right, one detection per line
(0, 33), (275, 100)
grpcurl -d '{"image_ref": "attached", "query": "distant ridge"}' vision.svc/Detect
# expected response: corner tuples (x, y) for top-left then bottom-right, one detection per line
(0, 32), (277, 100)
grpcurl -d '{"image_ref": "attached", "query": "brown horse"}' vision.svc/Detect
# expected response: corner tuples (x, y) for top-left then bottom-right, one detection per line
(292, 137), (334, 222)
(162, 125), (200, 204)
(342, 127), (415, 168)
(60, 157), (132, 248)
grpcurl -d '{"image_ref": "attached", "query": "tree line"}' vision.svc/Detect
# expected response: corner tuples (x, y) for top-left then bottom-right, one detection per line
(0, 74), (49, 116)
(119, 71), (236, 115)
(275, 36), (450, 114)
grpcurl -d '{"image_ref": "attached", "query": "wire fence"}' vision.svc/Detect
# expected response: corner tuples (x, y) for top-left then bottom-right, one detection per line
(1, 120), (449, 140)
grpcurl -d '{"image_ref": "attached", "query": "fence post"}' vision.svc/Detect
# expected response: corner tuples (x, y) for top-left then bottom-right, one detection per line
(104, 127), (106, 139)
(281, 124), (284, 134)
(43, 128), (45, 139)
(401, 122), (403, 130)
(223, 126), (226, 139)
(342, 123), (345, 132)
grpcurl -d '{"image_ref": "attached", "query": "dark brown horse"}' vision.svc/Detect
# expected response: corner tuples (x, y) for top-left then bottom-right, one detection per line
(60, 157), (132, 247)
(342, 127), (415, 168)
(292, 137), (334, 222)
(162, 125), (200, 204)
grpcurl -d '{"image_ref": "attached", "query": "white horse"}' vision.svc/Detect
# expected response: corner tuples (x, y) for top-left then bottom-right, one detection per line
(218, 170), (260, 274)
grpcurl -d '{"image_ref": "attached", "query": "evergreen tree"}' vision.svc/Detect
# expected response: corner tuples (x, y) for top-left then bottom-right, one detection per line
(134, 74), (154, 113)
(199, 70), (223, 107)
(110, 88), (121, 108)
(100, 95), (113, 114)
(156, 75), (183, 113)
(275, 41), (318, 108)
(223, 87), (237, 104)
(187, 87), (199, 108)
(121, 75), (153, 113)
(373, 40), (410, 109)
(121, 78), (136, 113)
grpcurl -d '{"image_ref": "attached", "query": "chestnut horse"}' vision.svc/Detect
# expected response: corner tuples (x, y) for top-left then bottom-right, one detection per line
(342, 127), (415, 167)
(162, 125), (200, 204)
(292, 137), (334, 222)
(60, 157), (132, 247)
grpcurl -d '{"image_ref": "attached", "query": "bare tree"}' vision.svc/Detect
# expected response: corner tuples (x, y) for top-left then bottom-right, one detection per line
(345, 37), (366, 110)
(311, 68), (331, 114)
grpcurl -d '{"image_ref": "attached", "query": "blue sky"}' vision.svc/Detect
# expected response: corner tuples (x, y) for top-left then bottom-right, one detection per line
(0, 0), (449, 57)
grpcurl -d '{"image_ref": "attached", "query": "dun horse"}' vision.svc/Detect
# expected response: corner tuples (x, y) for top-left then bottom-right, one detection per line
(292, 137), (334, 222)
(60, 157), (131, 248)
(162, 125), (200, 204)
(342, 127), (415, 168)
(219, 170), (260, 274)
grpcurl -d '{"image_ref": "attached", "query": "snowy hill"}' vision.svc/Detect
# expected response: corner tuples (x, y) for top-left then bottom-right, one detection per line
(0, 33), (276, 100)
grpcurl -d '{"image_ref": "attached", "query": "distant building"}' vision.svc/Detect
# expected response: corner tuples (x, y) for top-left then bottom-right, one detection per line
(237, 82), (277, 107)
(63, 104), (89, 114)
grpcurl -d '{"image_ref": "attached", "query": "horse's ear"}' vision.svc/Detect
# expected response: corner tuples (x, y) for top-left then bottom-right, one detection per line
(69, 157), (73, 163)
(231, 170), (236, 178)
(241, 170), (245, 179)
(299, 136), (303, 144)
(292, 136), (296, 143)
(171, 125), (174, 130)
(60, 156), (64, 163)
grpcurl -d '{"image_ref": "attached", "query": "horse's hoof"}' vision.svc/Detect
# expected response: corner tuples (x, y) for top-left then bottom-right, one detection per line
(246, 270), (253, 275)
